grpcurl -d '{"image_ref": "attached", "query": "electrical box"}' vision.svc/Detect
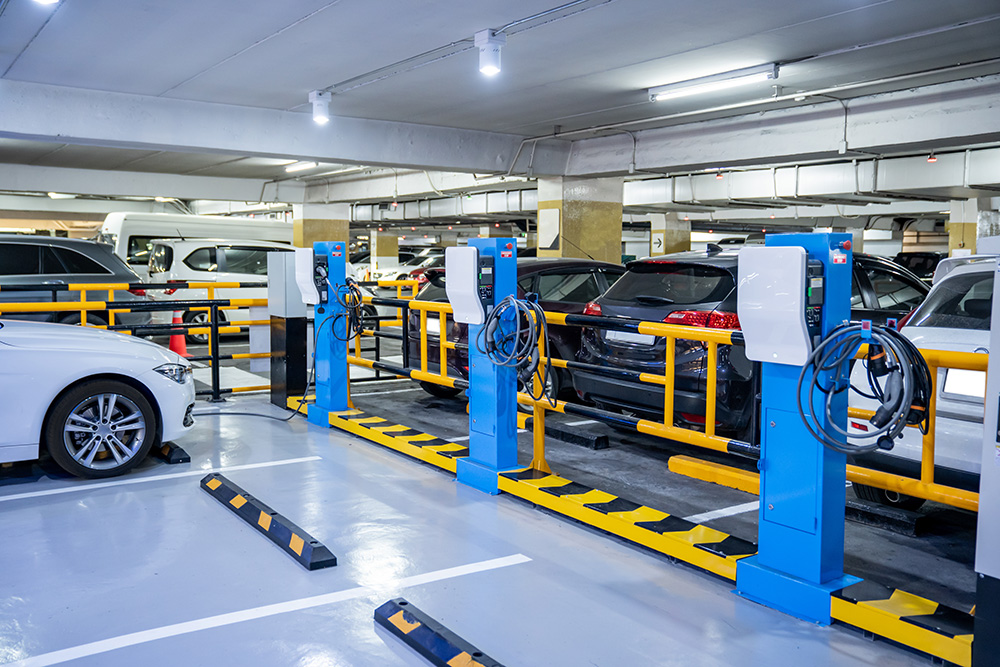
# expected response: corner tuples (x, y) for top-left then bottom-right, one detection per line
(445, 246), (494, 325)
(267, 252), (307, 318)
(737, 246), (821, 366)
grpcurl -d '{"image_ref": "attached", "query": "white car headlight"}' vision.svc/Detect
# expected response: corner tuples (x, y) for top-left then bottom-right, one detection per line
(155, 363), (193, 384)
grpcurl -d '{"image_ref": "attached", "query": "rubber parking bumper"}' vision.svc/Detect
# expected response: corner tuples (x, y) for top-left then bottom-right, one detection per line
(200, 473), (337, 571)
(375, 598), (503, 667)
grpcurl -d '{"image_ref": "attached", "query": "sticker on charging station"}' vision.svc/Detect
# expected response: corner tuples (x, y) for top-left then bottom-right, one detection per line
(832, 251), (847, 264)
(501, 250), (512, 258)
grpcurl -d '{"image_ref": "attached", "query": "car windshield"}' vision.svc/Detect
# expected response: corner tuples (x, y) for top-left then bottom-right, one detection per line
(602, 262), (735, 306)
(907, 271), (993, 330)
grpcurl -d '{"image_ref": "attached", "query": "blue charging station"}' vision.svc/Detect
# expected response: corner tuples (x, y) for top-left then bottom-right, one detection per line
(307, 240), (349, 426)
(454, 238), (520, 494)
(735, 232), (860, 625)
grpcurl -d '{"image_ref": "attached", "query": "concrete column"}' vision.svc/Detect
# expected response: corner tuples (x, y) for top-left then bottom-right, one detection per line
(537, 176), (623, 264)
(650, 213), (690, 256)
(371, 231), (399, 273)
(949, 200), (979, 255)
(292, 203), (351, 248)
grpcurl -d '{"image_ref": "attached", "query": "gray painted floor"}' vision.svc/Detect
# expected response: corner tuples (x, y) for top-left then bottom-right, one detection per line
(0, 393), (936, 666)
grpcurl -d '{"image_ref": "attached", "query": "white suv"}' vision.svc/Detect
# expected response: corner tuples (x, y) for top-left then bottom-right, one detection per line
(849, 258), (991, 509)
(148, 239), (294, 343)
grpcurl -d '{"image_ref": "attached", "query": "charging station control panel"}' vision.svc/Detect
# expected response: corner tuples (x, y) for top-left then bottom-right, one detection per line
(313, 253), (328, 304)
(477, 255), (495, 310)
(805, 260), (825, 346)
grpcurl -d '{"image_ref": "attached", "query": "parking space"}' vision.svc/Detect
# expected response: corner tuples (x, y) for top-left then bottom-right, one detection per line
(0, 394), (936, 666)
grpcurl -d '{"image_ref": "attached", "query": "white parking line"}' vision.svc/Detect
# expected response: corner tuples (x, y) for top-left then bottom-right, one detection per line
(684, 501), (760, 523)
(564, 419), (597, 426)
(352, 387), (423, 396)
(0, 456), (322, 504)
(9, 553), (532, 667)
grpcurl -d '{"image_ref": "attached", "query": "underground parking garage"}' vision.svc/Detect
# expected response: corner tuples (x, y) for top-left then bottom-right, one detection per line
(1, 1), (1000, 665)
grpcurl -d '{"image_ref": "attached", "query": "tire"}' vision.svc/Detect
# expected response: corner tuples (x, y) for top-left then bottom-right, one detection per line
(183, 310), (211, 344)
(419, 381), (462, 399)
(853, 482), (926, 511)
(516, 368), (561, 413)
(58, 312), (108, 327)
(44, 380), (158, 479)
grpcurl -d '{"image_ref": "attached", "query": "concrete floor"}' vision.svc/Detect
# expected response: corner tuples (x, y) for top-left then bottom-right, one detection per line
(0, 390), (941, 666)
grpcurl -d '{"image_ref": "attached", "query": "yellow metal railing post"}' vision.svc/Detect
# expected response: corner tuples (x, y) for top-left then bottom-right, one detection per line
(206, 286), (215, 359)
(438, 312), (448, 379)
(107, 289), (115, 327)
(79, 289), (87, 326)
(531, 315), (551, 473)
(705, 341), (718, 437)
(921, 364), (938, 484)
(663, 336), (676, 428)
(419, 309), (428, 373)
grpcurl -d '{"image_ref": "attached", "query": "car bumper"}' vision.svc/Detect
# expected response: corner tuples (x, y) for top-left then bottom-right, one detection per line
(138, 369), (196, 442)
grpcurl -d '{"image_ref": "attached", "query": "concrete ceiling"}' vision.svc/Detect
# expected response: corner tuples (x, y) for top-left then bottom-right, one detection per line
(0, 0), (998, 193)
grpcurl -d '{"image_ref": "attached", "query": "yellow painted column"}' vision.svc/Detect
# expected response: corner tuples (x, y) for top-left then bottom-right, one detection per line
(292, 203), (351, 248)
(949, 200), (980, 256)
(650, 213), (690, 256)
(536, 177), (623, 264)
(371, 231), (399, 277)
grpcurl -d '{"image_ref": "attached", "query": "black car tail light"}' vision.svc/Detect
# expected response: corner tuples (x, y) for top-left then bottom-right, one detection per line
(583, 301), (602, 316)
(664, 310), (741, 330)
(128, 288), (146, 297)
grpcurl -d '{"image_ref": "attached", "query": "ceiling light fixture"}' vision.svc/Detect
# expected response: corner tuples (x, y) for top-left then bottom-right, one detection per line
(716, 172), (724, 180)
(648, 64), (778, 103)
(475, 29), (506, 77)
(46, 192), (75, 199)
(33, 0), (58, 5)
(285, 161), (318, 173)
(309, 90), (331, 125)
(927, 153), (938, 163)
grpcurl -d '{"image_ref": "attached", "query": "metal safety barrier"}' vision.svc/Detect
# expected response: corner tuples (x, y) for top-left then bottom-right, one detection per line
(351, 293), (983, 513)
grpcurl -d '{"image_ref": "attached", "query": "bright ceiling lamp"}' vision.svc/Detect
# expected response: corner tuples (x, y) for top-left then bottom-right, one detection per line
(33, 0), (58, 5)
(285, 161), (318, 173)
(309, 90), (331, 125)
(47, 192), (75, 199)
(475, 29), (506, 77)
(648, 64), (779, 102)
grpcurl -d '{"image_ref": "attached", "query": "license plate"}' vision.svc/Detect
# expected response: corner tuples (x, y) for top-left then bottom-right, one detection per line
(606, 330), (655, 346)
(943, 369), (985, 399)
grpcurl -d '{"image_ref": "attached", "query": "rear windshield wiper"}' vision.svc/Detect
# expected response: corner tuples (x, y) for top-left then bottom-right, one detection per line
(635, 294), (675, 305)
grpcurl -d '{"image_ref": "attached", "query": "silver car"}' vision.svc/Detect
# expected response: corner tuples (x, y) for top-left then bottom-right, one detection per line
(0, 235), (152, 328)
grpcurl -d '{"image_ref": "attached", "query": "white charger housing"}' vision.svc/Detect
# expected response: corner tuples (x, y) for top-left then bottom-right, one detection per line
(737, 246), (811, 365)
(293, 247), (320, 305)
(445, 246), (485, 325)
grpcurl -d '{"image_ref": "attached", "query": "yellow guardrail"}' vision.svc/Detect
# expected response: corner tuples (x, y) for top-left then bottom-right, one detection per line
(347, 296), (985, 513)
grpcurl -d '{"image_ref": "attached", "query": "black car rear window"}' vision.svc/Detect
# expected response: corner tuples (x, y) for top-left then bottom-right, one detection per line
(907, 271), (992, 330)
(602, 262), (735, 305)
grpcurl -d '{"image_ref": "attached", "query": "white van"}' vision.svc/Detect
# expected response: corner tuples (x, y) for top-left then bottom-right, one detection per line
(99, 213), (293, 281)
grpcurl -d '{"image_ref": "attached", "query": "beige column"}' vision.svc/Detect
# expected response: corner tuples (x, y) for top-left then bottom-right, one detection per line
(949, 200), (980, 255)
(371, 231), (399, 273)
(291, 203), (351, 248)
(536, 177), (623, 264)
(650, 213), (690, 256)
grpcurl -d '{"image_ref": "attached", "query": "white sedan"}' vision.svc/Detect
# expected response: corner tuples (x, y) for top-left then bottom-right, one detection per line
(0, 320), (195, 478)
(849, 258), (991, 508)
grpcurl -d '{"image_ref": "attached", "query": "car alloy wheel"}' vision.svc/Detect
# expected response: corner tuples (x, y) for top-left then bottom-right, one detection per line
(46, 380), (157, 478)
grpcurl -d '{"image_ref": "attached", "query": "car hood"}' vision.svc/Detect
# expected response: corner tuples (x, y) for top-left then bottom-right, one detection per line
(0, 319), (185, 364)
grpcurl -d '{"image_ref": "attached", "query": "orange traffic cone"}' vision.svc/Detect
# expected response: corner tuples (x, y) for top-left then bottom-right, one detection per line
(168, 310), (190, 358)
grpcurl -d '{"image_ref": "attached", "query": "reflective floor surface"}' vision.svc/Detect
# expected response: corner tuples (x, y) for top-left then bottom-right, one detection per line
(0, 393), (932, 666)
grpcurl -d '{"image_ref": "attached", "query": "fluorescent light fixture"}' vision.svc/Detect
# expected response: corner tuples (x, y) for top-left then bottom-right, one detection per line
(648, 64), (779, 102)
(47, 192), (75, 199)
(475, 29), (506, 77)
(154, 196), (174, 202)
(308, 90), (331, 125)
(285, 161), (318, 173)
(33, 0), (58, 5)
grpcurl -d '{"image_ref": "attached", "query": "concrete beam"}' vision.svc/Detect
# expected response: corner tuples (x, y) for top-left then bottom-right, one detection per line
(0, 194), (167, 217)
(0, 80), (564, 176)
(304, 169), (535, 204)
(0, 163), (306, 202)
(566, 76), (1000, 177)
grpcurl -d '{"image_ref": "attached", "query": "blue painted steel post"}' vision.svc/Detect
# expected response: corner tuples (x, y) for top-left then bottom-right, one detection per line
(456, 237), (519, 494)
(307, 241), (349, 426)
(736, 232), (860, 624)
